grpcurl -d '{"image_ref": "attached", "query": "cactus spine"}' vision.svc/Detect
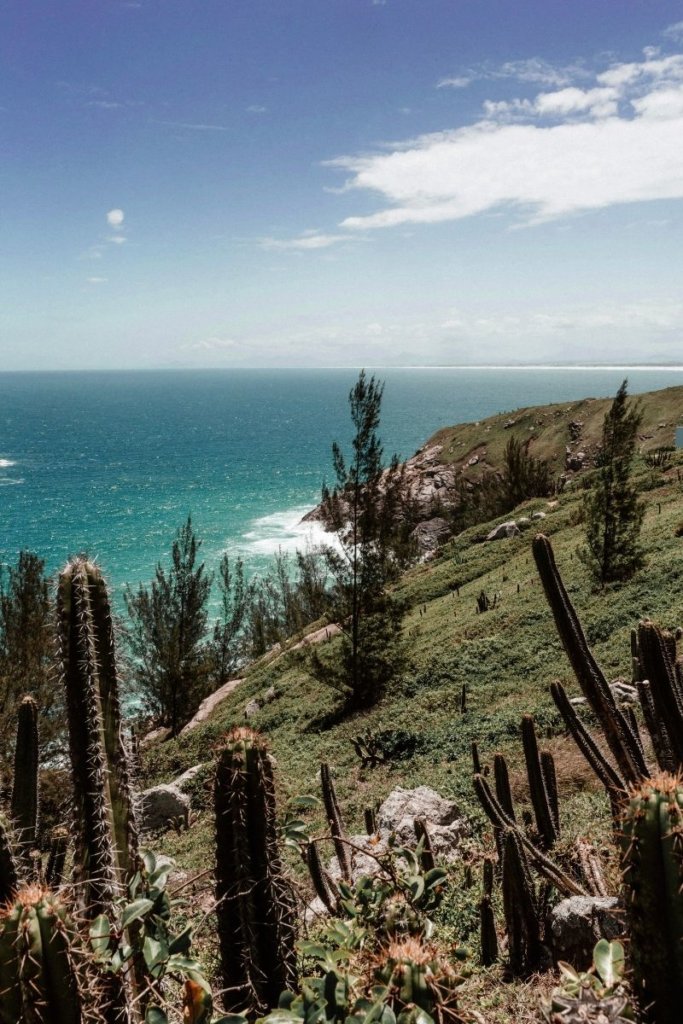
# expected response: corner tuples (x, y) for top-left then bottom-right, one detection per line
(10, 695), (39, 864)
(320, 762), (352, 882)
(214, 727), (297, 1015)
(0, 885), (82, 1024)
(620, 773), (683, 1024)
(57, 558), (138, 917)
(0, 815), (19, 904)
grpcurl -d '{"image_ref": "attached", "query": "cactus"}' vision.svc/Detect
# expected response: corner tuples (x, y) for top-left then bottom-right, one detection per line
(0, 884), (82, 1024)
(305, 840), (338, 916)
(56, 558), (138, 918)
(413, 817), (436, 872)
(501, 828), (542, 976)
(532, 534), (648, 783)
(620, 773), (683, 1024)
(521, 716), (558, 850)
(0, 814), (19, 904)
(540, 749), (560, 834)
(10, 695), (39, 864)
(493, 752), (515, 821)
(375, 937), (465, 1023)
(45, 827), (69, 890)
(479, 858), (498, 967)
(214, 727), (297, 1015)
(636, 680), (676, 772)
(637, 620), (683, 766)
(364, 805), (377, 836)
(320, 762), (352, 882)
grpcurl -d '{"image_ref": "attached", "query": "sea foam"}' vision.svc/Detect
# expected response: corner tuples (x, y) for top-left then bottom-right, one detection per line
(0, 458), (16, 468)
(240, 505), (335, 557)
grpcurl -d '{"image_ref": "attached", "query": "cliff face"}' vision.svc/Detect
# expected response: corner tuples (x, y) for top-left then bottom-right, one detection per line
(302, 385), (683, 542)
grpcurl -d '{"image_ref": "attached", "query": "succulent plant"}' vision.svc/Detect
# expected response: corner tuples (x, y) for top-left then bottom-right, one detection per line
(214, 726), (297, 1015)
(620, 772), (683, 1024)
(374, 937), (465, 1024)
(10, 694), (39, 865)
(0, 884), (83, 1024)
(57, 557), (138, 918)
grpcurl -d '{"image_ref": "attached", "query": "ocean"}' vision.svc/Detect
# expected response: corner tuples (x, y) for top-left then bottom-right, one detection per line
(1, 367), (681, 608)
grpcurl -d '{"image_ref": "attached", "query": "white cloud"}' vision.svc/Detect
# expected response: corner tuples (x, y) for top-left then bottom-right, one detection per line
(86, 276), (108, 284)
(247, 104), (267, 114)
(155, 119), (231, 132)
(495, 57), (581, 86)
(260, 231), (356, 251)
(109, 235), (127, 245)
(107, 208), (124, 228)
(663, 21), (683, 42)
(182, 337), (239, 352)
(329, 49), (683, 230)
(437, 76), (472, 89)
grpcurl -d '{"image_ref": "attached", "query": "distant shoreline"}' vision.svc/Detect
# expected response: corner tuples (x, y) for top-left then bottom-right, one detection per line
(1, 364), (683, 375)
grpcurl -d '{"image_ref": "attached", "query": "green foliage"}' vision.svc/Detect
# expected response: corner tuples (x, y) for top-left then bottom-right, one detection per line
(543, 939), (635, 1023)
(211, 553), (251, 685)
(126, 515), (213, 734)
(0, 550), (64, 759)
(501, 435), (553, 509)
(580, 380), (645, 584)
(313, 371), (409, 712)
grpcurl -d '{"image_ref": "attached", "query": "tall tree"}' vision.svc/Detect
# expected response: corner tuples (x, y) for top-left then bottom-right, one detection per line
(211, 553), (251, 686)
(312, 371), (407, 711)
(125, 516), (212, 734)
(0, 551), (63, 759)
(581, 379), (645, 584)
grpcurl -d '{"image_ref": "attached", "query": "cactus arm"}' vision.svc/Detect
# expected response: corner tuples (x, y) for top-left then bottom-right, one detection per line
(36, 895), (83, 1024)
(493, 753), (516, 821)
(0, 902), (22, 1024)
(473, 774), (585, 897)
(540, 750), (560, 834)
(637, 680), (676, 772)
(550, 681), (627, 809)
(501, 828), (541, 976)
(10, 695), (39, 862)
(638, 621), (683, 765)
(533, 534), (648, 783)
(305, 841), (338, 915)
(521, 716), (558, 849)
(320, 763), (352, 883)
(479, 894), (498, 966)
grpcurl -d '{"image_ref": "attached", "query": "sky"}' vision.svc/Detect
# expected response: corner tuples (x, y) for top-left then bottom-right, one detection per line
(2, 1), (683, 370)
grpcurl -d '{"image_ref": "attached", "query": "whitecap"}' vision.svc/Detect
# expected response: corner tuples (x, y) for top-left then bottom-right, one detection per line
(236, 505), (338, 558)
(0, 477), (25, 486)
(0, 458), (16, 468)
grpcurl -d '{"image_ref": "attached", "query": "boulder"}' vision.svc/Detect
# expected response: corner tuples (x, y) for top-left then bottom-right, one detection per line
(244, 698), (262, 719)
(292, 622), (342, 650)
(172, 763), (207, 794)
(140, 726), (172, 748)
(516, 516), (532, 530)
(377, 786), (467, 859)
(549, 896), (621, 968)
(410, 517), (451, 554)
(139, 784), (190, 832)
(531, 511), (547, 521)
(486, 521), (520, 541)
(179, 678), (243, 735)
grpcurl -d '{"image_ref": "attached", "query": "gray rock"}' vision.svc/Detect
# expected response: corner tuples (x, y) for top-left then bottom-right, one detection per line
(139, 784), (190, 832)
(179, 678), (244, 735)
(486, 521), (521, 541)
(172, 763), (207, 794)
(610, 680), (638, 703)
(244, 698), (262, 718)
(140, 725), (172, 748)
(377, 786), (468, 859)
(516, 516), (532, 530)
(410, 517), (451, 554)
(550, 896), (621, 968)
(531, 511), (547, 521)
(264, 686), (277, 703)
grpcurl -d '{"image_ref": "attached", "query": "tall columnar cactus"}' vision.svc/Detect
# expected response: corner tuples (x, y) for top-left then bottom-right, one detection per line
(0, 884), (82, 1024)
(521, 715), (558, 850)
(0, 815), (19, 904)
(56, 558), (138, 918)
(637, 620), (683, 767)
(214, 727), (297, 1016)
(479, 857), (498, 967)
(620, 773), (683, 1024)
(320, 762), (352, 882)
(10, 695), (39, 863)
(493, 753), (516, 822)
(540, 749), (560, 834)
(532, 534), (648, 783)
(501, 828), (541, 977)
(305, 840), (338, 916)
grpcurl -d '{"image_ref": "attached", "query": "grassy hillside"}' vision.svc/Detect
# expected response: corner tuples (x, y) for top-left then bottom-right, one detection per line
(141, 388), (683, 1020)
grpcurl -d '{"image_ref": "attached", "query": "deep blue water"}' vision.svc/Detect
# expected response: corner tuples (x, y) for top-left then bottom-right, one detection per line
(1, 367), (681, 607)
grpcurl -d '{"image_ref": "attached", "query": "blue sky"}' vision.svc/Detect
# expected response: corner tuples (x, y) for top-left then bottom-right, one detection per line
(2, 1), (683, 369)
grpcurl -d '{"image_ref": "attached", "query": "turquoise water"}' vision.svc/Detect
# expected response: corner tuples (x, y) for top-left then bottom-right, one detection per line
(1, 367), (681, 606)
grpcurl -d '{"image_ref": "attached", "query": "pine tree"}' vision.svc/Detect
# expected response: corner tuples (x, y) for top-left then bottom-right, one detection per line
(0, 551), (64, 759)
(210, 553), (251, 686)
(312, 371), (407, 711)
(581, 380), (645, 584)
(125, 516), (212, 733)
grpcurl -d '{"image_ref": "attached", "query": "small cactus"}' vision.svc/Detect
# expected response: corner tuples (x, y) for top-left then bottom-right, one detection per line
(620, 772), (683, 1024)
(214, 727), (297, 1015)
(375, 937), (465, 1024)
(521, 715), (558, 850)
(0, 884), (82, 1024)
(10, 695), (39, 864)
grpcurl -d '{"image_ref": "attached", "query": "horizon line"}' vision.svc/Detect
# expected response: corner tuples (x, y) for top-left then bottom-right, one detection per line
(2, 363), (683, 374)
